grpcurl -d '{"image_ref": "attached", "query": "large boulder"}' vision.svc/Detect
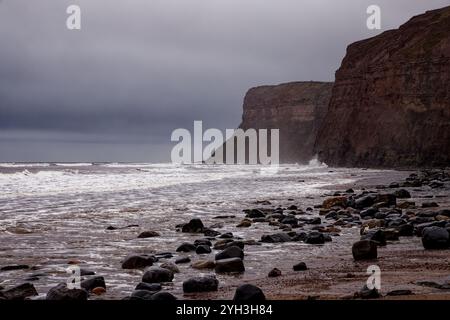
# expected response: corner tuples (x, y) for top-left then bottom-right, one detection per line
(233, 284), (266, 301)
(215, 258), (245, 273)
(142, 267), (174, 283)
(215, 246), (244, 261)
(2, 283), (38, 300)
(352, 240), (378, 260)
(46, 283), (88, 300)
(181, 219), (204, 233)
(183, 276), (219, 293)
(121, 254), (156, 269)
(260, 233), (291, 243)
(421, 226), (450, 249)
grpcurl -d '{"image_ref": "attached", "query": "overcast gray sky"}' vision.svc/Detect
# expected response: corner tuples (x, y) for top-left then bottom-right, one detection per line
(0, 0), (448, 162)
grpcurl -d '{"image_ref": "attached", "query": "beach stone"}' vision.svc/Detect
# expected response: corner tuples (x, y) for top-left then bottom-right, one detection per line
(138, 231), (160, 238)
(142, 267), (174, 283)
(215, 246), (244, 261)
(360, 207), (378, 218)
(151, 292), (177, 301)
(91, 287), (106, 295)
(214, 240), (245, 250)
(397, 201), (416, 209)
(280, 215), (298, 226)
(352, 240), (378, 260)
(322, 196), (347, 209)
(203, 228), (221, 237)
(183, 276), (219, 293)
(422, 202), (439, 208)
(394, 189), (411, 199)
(356, 285), (381, 299)
(293, 262), (308, 271)
(130, 290), (155, 300)
(182, 218), (204, 233)
(135, 282), (162, 292)
(81, 276), (106, 292)
(421, 226), (449, 249)
(398, 223), (414, 236)
(194, 239), (212, 247)
(2, 283), (38, 300)
(191, 260), (216, 269)
(0, 264), (30, 271)
(260, 233), (291, 243)
(233, 284), (266, 301)
(80, 268), (96, 276)
(246, 209), (265, 218)
(355, 195), (375, 209)
(160, 262), (180, 273)
(175, 257), (191, 264)
(375, 194), (396, 206)
(196, 245), (212, 254)
(46, 283), (88, 300)
(237, 219), (252, 228)
(215, 258), (245, 273)
(176, 243), (196, 252)
(121, 254), (156, 269)
(305, 232), (325, 244)
(268, 268), (282, 277)
(361, 229), (386, 246)
(386, 289), (413, 296)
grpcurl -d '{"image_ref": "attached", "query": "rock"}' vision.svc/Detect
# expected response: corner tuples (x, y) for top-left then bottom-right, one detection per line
(322, 196), (347, 209)
(293, 262), (308, 271)
(398, 223), (414, 236)
(352, 240), (378, 260)
(389, 182), (400, 188)
(374, 194), (397, 207)
(355, 196), (375, 209)
(219, 232), (234, 239)
(214, 240), (245, 250)
(91, 287), (106, 295)
(422, 202), (439, 208)
(46, 283), (88, 300)
(183, 276), (219, 293)
(287, 205), (298, 210)
(280, 215), (298, 226)
(360, 207), (378, 218)
(175, 257), (191, 264)
(215, 258), (245, 273)
(191, 260), (216, 270)
(176, 243), (197, 252)
(151, 292), (177, 301)
(305, 232), (325, 244)
(121, 254), (156, 269)
(215, 246), (244, 261)
(142, 267), (174, 283)
(383, 228), (400, 241)
(81, 276), (106, 292)
(429, 180), (444, 188)
(394, 189), (411, 199)
(181, 218), (204, 233)
(246, 209), (266, 218)
(421, 226), (449, 249)
(2, 283), (38, 300)
(315, 6), (450, 167)
(0, 264), (30, 271)
(137, 231), (160, 238)
(135, 282), (162, 292)
(160, 262), (180, 273)
(233, 284), (266, 301)
(260, 233), (291, 243)
(237, 219), (252, 228)
(130, 290), (155, 300)
(195, 245), (212, 254)
(386, 289), (413, 296)
(203, 228), (221, 237)
(268, 268), (282, 277)
(194, 239), (212, 247)
(361, 229), (386, 246)
(356, 285), (381, 299)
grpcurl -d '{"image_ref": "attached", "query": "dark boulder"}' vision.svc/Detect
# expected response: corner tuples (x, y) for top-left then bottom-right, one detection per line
(361, 229), (386, 246)
(421, 227), (449, 249)
(142, 267), (174, 283)
(394, 189), (411, 199)
(215, 258), (245, 273)
(233, 284), (266, 301)
(215, 246), (244, 261)
(176, 243), (197, 252)
(46, 283), (88, 300)
(137, 231), (160, 238)
(151, 292), (177, 301)
(196, 245), (212, 254)
(135, 282), (162, 292)
(305, 232), (325, 244)
(2, 283), (38, 300)
(293, 262), (308, 271)
(81, 276), (106, 292)
(260, 233), (291, 243)
(352, 240), (378, 260)
(182, 218), (204, 233)
(268, 268), (282, 277)
(183, 276), (219, 293)
(121, 254), (156, 269)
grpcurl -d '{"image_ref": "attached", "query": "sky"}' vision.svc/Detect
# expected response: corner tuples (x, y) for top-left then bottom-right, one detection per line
(0, 0), (449, 162)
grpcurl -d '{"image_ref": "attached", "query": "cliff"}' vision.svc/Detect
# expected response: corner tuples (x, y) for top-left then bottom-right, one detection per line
(238, 81), (333, 163)
(315, 6), (450, 167)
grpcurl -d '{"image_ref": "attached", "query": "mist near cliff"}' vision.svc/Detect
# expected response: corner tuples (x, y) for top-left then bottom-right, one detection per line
(0, 0), (448, 162)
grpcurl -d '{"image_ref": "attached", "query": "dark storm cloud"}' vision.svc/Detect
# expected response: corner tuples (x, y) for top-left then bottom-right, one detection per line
(0, 0), (449, 161)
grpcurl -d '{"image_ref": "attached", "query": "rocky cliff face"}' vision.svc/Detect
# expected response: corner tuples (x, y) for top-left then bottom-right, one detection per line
(239, 81), (333, 163)
(315, 6), (450, 167)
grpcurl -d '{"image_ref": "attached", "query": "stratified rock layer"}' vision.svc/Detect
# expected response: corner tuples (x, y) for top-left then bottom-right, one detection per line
(315, 6), (450, 167)
(239, 81), (333, 163)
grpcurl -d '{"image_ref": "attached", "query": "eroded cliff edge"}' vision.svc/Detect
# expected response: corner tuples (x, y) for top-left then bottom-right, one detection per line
(315, 6), (450, 167)
(239, 81), (333, 163)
